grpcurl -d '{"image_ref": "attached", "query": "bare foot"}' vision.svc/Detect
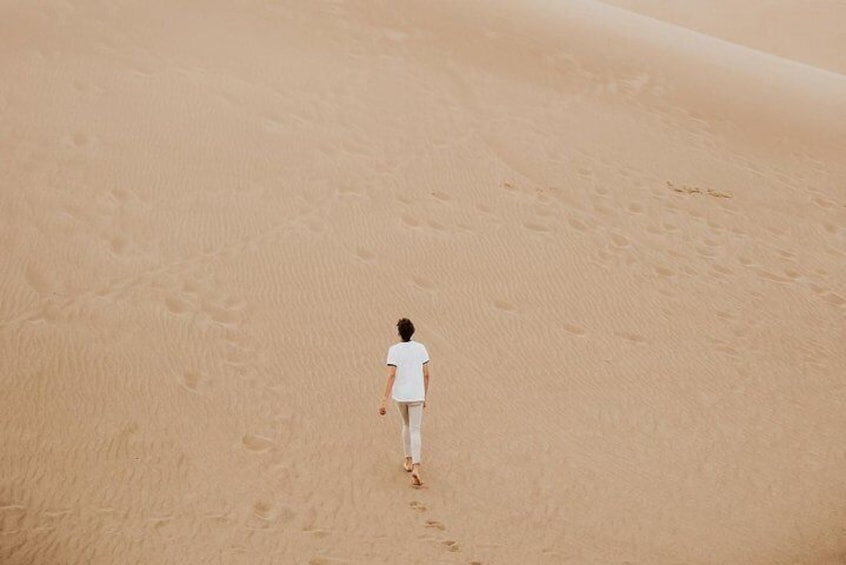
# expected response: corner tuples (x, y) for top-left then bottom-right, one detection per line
(411, 464), (423, 486)
(403, 457), (413, 472)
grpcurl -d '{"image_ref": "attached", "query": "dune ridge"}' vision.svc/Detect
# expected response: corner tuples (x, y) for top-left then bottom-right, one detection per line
(377, 0), (846, 152)
(596, 0), (846, 76)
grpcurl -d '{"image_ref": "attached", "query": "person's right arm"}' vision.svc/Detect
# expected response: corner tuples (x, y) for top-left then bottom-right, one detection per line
(423, 362), (429, 408)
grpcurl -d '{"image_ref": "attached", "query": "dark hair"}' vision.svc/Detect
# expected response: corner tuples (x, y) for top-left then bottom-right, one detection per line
(397, 318), (415, 342)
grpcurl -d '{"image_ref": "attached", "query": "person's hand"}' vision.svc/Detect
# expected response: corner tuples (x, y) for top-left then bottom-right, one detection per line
(378, 400), (387, 416)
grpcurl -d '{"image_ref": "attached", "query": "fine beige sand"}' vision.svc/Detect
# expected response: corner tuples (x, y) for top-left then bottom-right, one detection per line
(1, 1), (844, 564)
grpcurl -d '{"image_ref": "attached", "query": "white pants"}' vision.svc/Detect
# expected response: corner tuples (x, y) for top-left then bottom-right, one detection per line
(396, 401), (424, 464)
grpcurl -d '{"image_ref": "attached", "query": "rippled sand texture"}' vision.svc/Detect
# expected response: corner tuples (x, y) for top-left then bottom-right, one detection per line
(1, 1), (844, 564)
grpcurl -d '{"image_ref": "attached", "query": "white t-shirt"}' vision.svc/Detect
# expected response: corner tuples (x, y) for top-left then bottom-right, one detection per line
(386, 340), (429, 402)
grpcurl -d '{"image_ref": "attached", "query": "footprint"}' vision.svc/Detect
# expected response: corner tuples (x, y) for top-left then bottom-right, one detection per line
(422, 220), (446, 234)
(654, 266), (674, 277)
(260, 114), (284, 133)
(615, 331), (646, 343)
(245, 500), (294, 530)
(716, 310), (736, 321)
(165, 295), (190, 314)
(706, 189), (732, 199)
(714, 343), (739, 357)
(431, 191), (451, 202)
(204, 303), (241, 325)
(355, 247), (376, 262)
(401, 215), (421, 228)
(593, 203), (615, 217)
(411, 276), (436, 291)
(562, 323), (586, 336)
(755, 269), (789, 283)
(0, 505), (26, 534)
(425, 520), (446, 530)
(697, 246), (718, 258)
(337, 184), (363, 197)
(442, 540), (460, 552)
(382, 27), (408, 42)
(522, 221), (550, 233)
(303, 528), (329, 539)
(73, 80), (104, 95)
(72, 133), (90, 147)
(609, 233), (629, 248)
(567, 217), (589, 232)
(182, 279), (201, 294)
(493, 300), (517, 313)
(41, 509), (71, 531)
(595, 249), (614, 264)
(181, 370), (202, 392)
(627, 203), (644, 214)
(110, 236), (129, 255)
(302, 218), (325, 234)
(242, 434), (274, 452)
(24, 264), (53, 294)
(811, 196), (836, 209)
(409, 501), (427, 512)
(341, 139), (369, 156)
(252, 501), (273, 521)
(822, 222), (840, 234)
(822, 293), (845, 306)
(824, 245), (844, 258)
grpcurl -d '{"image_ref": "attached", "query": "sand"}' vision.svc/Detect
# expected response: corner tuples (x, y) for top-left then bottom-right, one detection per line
(1, 1), (844, 564)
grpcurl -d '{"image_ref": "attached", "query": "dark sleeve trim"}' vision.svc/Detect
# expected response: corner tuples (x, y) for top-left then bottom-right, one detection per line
(422, 360), (429, 364)
(387, 364), (397, 367)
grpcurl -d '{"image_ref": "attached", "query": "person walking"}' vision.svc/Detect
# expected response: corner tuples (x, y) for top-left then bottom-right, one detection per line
(379, 318), (429, 486)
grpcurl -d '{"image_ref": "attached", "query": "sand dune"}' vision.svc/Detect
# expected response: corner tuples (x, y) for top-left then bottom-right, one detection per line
(598, 0), (846, 75)
(1, 1), (844, 564)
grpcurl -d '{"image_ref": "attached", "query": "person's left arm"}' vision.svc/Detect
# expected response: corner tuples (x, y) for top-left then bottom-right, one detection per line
(423, 361), (429, 408)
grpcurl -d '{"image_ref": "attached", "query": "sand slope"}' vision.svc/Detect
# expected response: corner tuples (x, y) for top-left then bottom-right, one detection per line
(598, 0), (846, 75)
(1, 1), (844, 564)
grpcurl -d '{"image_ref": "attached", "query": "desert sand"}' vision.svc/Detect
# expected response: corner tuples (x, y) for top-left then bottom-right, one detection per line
(1, 1), (844, 564)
